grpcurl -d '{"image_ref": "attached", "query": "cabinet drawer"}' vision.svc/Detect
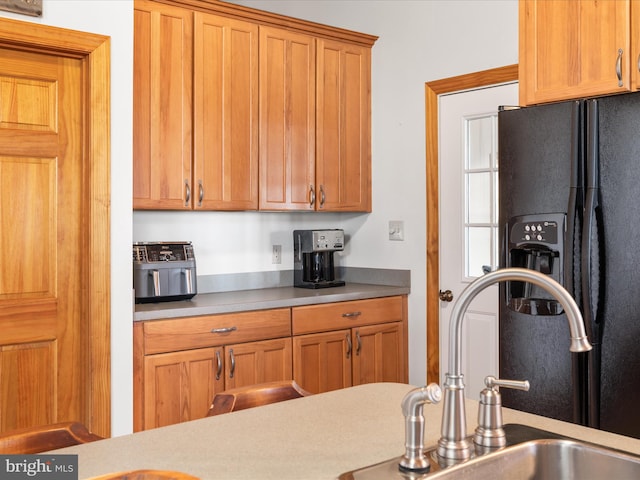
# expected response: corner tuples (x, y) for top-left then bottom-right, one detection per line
(292, 296), (404, 335)
(142, 308), (291, 354)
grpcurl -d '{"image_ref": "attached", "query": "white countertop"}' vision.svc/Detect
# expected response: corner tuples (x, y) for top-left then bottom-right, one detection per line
(51, 383), (640, 479)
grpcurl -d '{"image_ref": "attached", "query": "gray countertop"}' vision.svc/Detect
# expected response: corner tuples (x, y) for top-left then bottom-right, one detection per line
(134, 283), (410, 321)
(51, 383), (640, 480)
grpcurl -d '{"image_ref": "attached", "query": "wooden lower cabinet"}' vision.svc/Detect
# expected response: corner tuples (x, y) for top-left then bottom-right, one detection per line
(223, 338), (292, 389)
(134, 308), (293, 431)
(143, 346), (221, 430)
(293, 322), (404, 394)
(292, 296), (407, 394)
(134, 296), (407, 430)
(141, 337), (292, 430)
(293, 330), (352, 393)
(352, 322), (404, 387)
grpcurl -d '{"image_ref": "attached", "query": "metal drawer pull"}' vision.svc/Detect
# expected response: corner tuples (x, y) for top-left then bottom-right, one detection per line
(355, 331), (362, 356)
(215, 350), (222, 380)
(309, 185), (315, 207)
(346, 333), (352, 359)
(210, 326), (237, 334)
(342, 311), (362, 318)
(616, 48), (623, 87)
(184, 180), (191, 205)
(229, 349), (235, 378)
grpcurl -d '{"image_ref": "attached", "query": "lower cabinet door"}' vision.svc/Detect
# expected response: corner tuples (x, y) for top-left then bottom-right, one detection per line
(224, 337), (293, 389)
(143, 347), (224, 430)
(292, 330), (352, 394)
(352, 322), (405, 386)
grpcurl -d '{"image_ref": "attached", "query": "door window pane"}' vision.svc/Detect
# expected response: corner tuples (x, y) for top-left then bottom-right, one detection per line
(464, 113), (498, 278)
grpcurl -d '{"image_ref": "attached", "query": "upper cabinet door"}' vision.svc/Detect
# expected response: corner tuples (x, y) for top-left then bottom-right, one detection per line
(631, 0), (640, 90)
(193, 12), (259, 210)
(259, 26), (316, 211)
(520, 0), (631, 105)
(133, 0), (193, 209)
(316, 39), (372, 212)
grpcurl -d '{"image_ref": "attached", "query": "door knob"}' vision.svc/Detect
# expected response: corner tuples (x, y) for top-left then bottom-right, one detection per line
(439, 289), (453, 302)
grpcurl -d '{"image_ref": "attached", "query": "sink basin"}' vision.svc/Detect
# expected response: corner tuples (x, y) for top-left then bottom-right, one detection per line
(339, 424), (640, 479)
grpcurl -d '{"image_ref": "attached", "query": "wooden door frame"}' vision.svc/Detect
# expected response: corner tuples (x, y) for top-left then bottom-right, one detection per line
(425, 65), (518, 383)
(0, 18), (111, 436)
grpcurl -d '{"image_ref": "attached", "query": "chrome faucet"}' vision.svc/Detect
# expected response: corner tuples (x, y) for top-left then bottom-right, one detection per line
(436, 267), (593, 461)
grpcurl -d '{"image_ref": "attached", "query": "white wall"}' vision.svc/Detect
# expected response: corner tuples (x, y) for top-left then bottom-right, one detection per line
(0, 1), (134, 436)
(0, 0), (517, 435)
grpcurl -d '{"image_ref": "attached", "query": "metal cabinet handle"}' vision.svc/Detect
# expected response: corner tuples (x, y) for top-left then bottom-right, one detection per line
(215, 350), (222, 380)
(229, 349), (235, 379)
(319, 185), (326, 207)
(346, 333), (352, 359)
(183, 269), (193, 294)
(151, 270), (160, 296)
(342, 311), (362, 318)
(309, 185), (316, 207)
(355, 331), (361, 356)
(210, 326), (237, 334)
(616, 48), (624, 87)
(184, 180), (191, 206)
(637, 52), (640, 73)
(198, 180), (204, 207)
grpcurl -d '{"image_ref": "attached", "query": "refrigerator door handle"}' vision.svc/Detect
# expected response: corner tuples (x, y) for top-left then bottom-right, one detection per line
(581, 99), (599, 341)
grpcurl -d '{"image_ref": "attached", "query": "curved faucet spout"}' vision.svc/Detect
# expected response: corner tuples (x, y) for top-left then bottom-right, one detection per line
(448, 267), (592, 378)
(437, 267), (592, 461)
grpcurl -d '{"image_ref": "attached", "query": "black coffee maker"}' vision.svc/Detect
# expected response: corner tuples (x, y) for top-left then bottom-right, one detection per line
(293, 229), (346, 289)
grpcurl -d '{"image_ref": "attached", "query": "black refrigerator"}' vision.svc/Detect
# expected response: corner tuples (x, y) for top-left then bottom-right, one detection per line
(498, 91), (640, 439)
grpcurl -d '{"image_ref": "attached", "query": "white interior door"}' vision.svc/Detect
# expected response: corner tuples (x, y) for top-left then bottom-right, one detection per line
(438, 82), (518, 398)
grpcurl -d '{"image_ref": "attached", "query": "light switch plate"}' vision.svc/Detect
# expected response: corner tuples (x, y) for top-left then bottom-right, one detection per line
(388, 221), (404, 241)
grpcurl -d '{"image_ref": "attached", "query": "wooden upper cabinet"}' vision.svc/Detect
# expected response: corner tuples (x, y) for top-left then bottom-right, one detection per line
(520, 0), (632, 105)
(133, 0), (193, 209)
(259, 26), (316, 211)
(316, 39), (372, 211)
(133, 0), (376, 211)
(632, 0), (640, 90)
(193, 12), (259, 210)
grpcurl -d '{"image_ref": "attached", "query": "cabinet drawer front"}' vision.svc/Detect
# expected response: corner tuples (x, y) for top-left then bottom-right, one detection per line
(292, 296), (403, 335)
(143, 308), (291, 354)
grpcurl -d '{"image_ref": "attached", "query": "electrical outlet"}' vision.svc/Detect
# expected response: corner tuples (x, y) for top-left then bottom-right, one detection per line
(272, 244), (282, 264)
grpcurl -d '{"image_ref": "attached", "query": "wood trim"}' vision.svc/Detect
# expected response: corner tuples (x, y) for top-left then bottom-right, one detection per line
(150, 0), (378, 47)
(425, 65), (518, 384)
(0, 17), (111, 437)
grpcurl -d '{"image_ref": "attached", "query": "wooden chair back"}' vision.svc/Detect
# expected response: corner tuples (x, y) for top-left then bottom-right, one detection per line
(206, 380), (312, 416)
(0, 421), (102, 454)
(89, 470), (199, 480)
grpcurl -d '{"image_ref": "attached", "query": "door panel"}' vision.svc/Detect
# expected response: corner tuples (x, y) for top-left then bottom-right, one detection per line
(353, 322), (404, 386)
(438, 82), (518, 397)
(225, 338), (292, 389)
(293, 330), (351, 394)
(0, 342), (56, 431)
(0, 47), (85, 432)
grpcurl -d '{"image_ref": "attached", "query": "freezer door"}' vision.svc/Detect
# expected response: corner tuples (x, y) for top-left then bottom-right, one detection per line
(498, 100), (585, 424)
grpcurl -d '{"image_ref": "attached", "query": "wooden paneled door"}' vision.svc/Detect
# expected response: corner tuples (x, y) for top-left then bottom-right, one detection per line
(0, 20), (110, 436)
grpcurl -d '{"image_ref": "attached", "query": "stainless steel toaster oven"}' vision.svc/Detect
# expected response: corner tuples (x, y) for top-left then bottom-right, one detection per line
(133, 242), (197, 303)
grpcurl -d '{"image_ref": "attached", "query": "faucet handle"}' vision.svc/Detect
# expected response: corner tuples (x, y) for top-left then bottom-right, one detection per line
(473, 375), (530, 449)
(484, 375), (530, 392)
